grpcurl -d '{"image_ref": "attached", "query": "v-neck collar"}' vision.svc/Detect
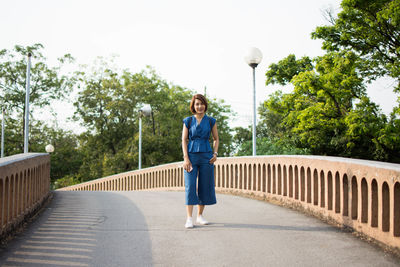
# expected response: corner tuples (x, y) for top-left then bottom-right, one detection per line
(194, 114), (206, 126)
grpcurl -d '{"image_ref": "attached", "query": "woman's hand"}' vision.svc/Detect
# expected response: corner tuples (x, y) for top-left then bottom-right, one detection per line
(209, 154), (217, 164)
(183, 156), (192, 172)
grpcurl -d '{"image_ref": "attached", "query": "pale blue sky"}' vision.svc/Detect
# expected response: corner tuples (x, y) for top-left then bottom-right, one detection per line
(1, 0), (397, 131)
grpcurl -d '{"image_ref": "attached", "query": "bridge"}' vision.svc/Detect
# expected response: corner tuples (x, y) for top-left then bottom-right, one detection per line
(1, 153), (400, 266)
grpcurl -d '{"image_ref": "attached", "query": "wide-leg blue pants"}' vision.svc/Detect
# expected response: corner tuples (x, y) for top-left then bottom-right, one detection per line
(184, 152), (217, 205)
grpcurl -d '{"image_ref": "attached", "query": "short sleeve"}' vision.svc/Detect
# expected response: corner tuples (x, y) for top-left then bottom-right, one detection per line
(209, 117), (216, 128)
(183, 116), (191, 129)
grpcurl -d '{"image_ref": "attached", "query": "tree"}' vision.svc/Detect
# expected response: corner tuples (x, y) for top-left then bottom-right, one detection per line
(266, 54), (313, 85)
(73, 64), (234, 181)
(0, 44), (74, 115)
(344, 97), (389, 160)
(262, 51), (400, 162)
(1, 115), (24, 156)
(312, 0), (400, 91)
(206, 98), (235, 156)
(234, 136), (310, 156)
(0, 43), (75, 150)
(40, 126), (83, 183)
(73, 66), (137, 180)
(309, 0), (400, 161)
(233, 105), (310, 156)
(1, 114), (83, 184)
(232, 126), (252, 154)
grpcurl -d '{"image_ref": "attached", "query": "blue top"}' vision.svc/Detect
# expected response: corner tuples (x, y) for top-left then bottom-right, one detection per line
(183, 114), (216, 153)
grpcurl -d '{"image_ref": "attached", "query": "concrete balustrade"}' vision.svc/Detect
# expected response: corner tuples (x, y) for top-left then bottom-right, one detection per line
(59, 155), (400, 249)
(0, 153), (50, 237)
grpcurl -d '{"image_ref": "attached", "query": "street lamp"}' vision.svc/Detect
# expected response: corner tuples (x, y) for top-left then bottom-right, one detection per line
(244, 47), (263, 156)
(45, 144), (55, 153)
(139, 104), (152, 169)
(1, 106), (4, 158)
(24, 53), (32, 153)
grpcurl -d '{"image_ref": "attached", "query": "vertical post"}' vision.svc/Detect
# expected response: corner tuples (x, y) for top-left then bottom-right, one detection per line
(244, 47), (262, 157)
(139, 115), (142, 170)
(252, 66), (256, 156)
(1, 107), (4, 158)
(24, 53), (32, 154)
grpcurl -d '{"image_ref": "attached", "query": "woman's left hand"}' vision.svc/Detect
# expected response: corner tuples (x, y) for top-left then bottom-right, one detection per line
(209, 154), (217, 164)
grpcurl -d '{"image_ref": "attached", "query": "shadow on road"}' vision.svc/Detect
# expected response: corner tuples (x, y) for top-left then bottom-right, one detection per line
(202, 222), (340, 232)
(0, 191), (153, 267)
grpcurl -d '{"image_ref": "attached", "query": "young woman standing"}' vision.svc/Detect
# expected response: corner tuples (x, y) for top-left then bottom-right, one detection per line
(182, 94), (219, 228)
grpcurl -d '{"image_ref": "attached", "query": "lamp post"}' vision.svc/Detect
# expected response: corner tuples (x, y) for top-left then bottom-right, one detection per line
(139, 104), (152, 169)
(1, 107), (4, 158)
(244, 47), (263, 156)
(24, 53), (32, 153)
(45, 143), (55, 189)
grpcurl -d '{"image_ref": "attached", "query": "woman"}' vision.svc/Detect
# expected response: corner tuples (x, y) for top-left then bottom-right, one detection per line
(182, 94), (219, 228)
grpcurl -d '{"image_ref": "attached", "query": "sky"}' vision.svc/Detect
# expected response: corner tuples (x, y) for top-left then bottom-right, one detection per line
(1, 0), (398, 132)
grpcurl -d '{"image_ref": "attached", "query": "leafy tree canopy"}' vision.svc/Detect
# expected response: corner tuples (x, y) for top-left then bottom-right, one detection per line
(312, 0), (400, 91)
(73, 63), (234, 181)
(261, 50), (400, 162)
(0, 43), (75, 116)
(266, 54), (313, 86)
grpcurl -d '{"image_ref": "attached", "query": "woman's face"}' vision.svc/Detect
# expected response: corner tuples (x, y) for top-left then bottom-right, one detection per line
(194, 99), (205, 114)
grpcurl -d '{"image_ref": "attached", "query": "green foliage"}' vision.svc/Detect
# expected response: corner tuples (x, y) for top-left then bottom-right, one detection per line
(255, 138), (310, 156)
(237, 35), (400, 162)
(232, 126), (252, 153)
(266, 54), (313, 86)
(0, 44), (74, 115)
(0, 44), (81, 185)
(1, 114), (83, 182)
(44, 126), (83, 182)
(0, 46), (234, 185)
(233, 105), (310, 157)
(234, 132), (310, 156)
(344, 97), (389, 160)
(260, 49), (400, 162)
(312, 0), (400, 91)
(206, 98), (235, 156)
(53, 175), (80, 190)
(1, 115), (24, 155)
(73, 64), (234, 181)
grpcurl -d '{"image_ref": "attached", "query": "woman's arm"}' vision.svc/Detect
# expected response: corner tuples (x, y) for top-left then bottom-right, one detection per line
(209, 122), (219, 163)
(182, 123), (192, 171)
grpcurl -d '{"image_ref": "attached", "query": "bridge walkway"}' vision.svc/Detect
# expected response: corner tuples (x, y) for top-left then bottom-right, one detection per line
(0, 191), (399, 266)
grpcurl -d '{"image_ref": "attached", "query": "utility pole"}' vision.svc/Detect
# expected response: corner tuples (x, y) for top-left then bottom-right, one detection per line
(1, 107), (4, 158)
(24, 53), (31, 153)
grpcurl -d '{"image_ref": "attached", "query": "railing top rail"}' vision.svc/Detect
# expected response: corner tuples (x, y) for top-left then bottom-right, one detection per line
(72, 161), (183, 186)
(219, 155), (400, 171)
(0, 153), (49, 168)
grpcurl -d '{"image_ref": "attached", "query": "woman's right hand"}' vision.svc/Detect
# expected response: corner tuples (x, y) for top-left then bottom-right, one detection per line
(183, 156), (192, 172)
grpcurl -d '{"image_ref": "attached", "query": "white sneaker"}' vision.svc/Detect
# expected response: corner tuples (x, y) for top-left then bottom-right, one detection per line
(196, 215), (209, 225)
(185, 217), (194, 228)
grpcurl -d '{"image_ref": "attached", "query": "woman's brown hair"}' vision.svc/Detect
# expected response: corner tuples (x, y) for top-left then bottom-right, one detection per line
(190, 94), (208, 114)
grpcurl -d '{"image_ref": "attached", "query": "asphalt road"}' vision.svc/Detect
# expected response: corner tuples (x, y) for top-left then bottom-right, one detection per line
(1, 190), (399, 267)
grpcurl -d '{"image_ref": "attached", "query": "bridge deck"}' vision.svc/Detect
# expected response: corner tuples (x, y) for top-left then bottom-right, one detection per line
(0, 191), (399, 266)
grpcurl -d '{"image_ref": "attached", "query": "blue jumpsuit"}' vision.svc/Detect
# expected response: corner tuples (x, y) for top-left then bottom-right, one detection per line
(183, 115), (217, 205)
